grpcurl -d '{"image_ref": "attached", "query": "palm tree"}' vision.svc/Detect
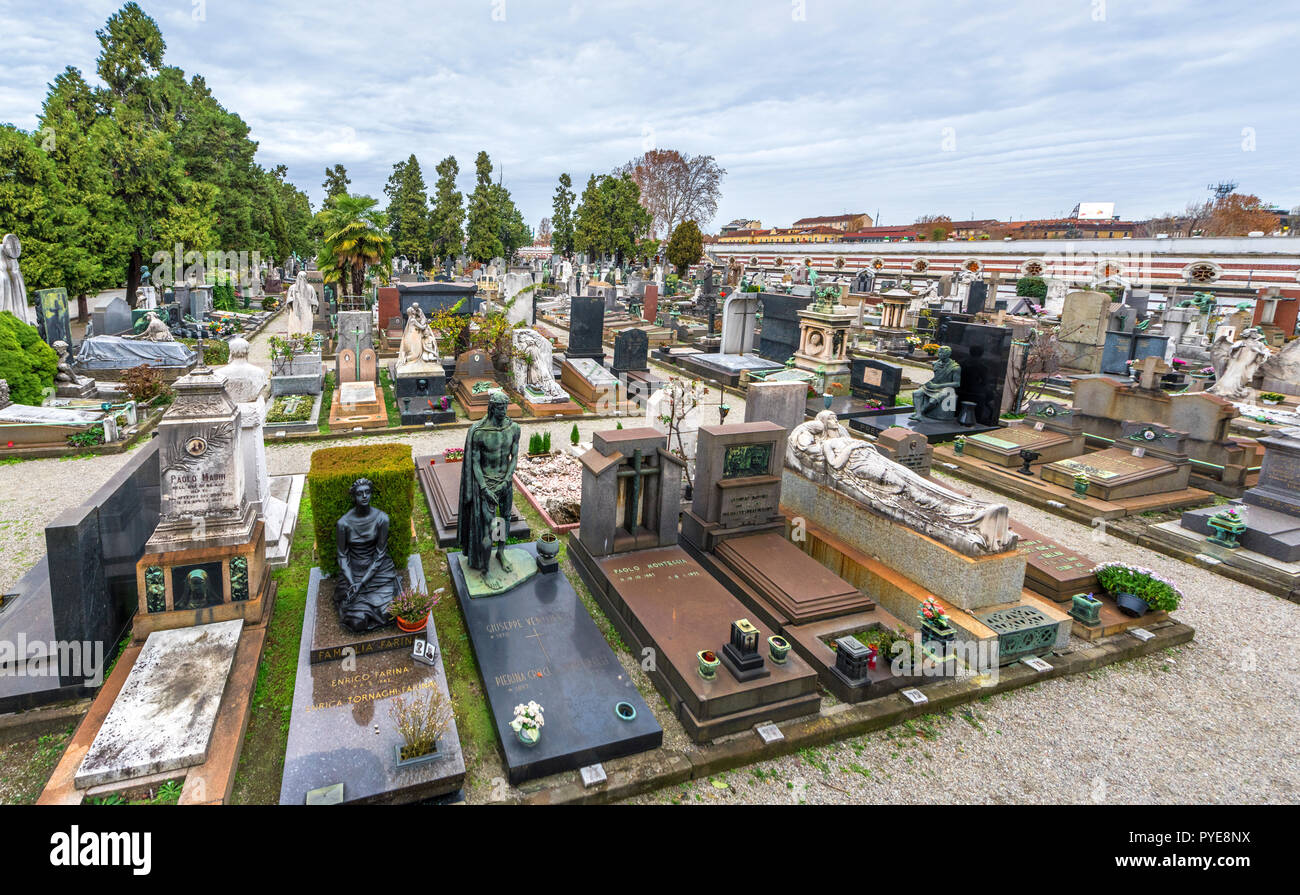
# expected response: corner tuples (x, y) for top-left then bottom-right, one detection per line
(315, 195), (393, 298)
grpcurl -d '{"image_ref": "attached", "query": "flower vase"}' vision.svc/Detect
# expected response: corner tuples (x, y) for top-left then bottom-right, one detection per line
(1114, 592), (1148, 618)
(516, 727), (540, 747)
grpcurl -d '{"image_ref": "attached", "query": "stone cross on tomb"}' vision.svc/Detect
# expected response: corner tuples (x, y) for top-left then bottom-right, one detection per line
(351, 323), (364, 381)
(1138, 354), (1170, 391)
(617, 447), (662, 537)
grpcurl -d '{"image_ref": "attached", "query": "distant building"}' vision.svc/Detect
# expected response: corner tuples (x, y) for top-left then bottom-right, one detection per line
(791, 213), (873, 232)
(842, 226), (919, 243)
(947, 219), (1001, 239)
(715, 225), (843, 244)
(1002, 218), (1136, 239)
(719, 218), (762, 236)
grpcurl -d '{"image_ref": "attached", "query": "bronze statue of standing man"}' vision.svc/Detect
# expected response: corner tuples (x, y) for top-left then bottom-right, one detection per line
(458, 390), (521, 588)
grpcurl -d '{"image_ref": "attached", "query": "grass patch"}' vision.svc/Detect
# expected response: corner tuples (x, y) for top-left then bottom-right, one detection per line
(266, 394), (314, 424)
(229, 491), (317, 804)
(379, 369), (401, 427)
(0, 725), (74, 805)
(317, 372), (336, 434)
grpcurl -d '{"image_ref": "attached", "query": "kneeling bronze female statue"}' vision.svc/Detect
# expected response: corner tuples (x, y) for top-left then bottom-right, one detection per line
(336, 478), (402, 632)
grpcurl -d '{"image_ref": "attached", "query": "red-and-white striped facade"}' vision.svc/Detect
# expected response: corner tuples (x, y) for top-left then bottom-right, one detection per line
(708, 237), (1300, 297)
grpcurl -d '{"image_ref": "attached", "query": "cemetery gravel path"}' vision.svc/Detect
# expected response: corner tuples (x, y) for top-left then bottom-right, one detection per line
(9, 328), (1293, 803)
(624, 474), (1300, 806)
(0, 449), (140, 594)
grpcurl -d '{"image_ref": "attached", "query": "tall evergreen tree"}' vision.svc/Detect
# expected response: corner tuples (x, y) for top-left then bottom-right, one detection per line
(428, 155), (464, 265)
(384, 154), (431, 268)
(465, 150), (502, 263)
(551, 173), (575, 257)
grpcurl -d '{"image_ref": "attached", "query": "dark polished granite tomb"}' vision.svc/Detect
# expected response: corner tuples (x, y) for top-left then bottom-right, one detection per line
(450, 542), (662, 785)
(280, 566), (466, 804)
(416, 456), (530, 547)
(849, 407), (1000, 444)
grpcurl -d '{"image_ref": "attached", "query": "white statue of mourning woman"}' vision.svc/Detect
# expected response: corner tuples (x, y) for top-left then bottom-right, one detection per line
(0, 234), (33, 325)
(1209, 327), (1272, 400)
(285, 271), (317, 334)
(787, 410), (1015, 556)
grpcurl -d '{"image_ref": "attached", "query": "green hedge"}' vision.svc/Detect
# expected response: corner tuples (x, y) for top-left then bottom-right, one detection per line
(0, 310), (57, 405)
(1016, 276), (1047, 299)
(308, 443), (415, 576)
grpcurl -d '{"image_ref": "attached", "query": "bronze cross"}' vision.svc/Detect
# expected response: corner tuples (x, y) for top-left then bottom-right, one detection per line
(616, 448), (661, 534)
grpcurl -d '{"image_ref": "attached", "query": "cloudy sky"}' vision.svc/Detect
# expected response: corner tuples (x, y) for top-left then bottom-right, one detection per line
(2, 0), (1297, 232)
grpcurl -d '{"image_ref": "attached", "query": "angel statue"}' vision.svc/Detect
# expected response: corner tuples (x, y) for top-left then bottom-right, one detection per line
(395, 304), (439, 369)
(1208, 327), (1271, 400)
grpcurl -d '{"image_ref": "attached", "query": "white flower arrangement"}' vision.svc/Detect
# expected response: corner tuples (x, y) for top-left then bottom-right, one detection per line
(510, 701), (545, 734)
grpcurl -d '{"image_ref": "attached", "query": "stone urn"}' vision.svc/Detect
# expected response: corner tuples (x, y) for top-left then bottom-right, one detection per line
(768, 635), (791, 664)
(697, 649), (720, 680)
(537, 531), (561, 561)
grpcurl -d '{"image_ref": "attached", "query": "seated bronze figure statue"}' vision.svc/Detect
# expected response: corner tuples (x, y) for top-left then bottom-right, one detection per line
(336, 477), (402, 632)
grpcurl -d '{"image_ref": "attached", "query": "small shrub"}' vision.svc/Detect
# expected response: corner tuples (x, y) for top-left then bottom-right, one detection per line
(177, 337), (229, 366)
(0, 310), (57, 405)
(389, 687), (454, 760)
(121, 364), (171, 404)
(570, 423), (580, 445)
(1093, 562), (1183, 612)
(1016, 276), (1048, 299)
(308, 443), (415, 576)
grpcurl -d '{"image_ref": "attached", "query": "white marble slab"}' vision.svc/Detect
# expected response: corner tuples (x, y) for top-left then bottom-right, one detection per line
(75, 619), (243, 789)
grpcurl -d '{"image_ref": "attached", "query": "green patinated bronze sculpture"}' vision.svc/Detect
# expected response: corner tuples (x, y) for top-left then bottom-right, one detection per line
(459, 390), (522, 589)
(910, 345), (961, 421)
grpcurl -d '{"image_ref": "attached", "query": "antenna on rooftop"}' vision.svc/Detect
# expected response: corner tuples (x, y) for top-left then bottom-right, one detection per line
(1208, 181), (1238, 200)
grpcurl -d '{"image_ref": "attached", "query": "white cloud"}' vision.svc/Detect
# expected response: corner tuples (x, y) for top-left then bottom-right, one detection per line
(0, 0), (1295, 229)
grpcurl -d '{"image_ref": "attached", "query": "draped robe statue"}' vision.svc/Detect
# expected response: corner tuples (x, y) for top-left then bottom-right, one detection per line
(788, 411), (1015, 556)
(0, 234), (32, 324)
(911, 346), (961, 421)
(395, 304), (439, 368)
(336, 478), (402, 632)
(1208, 328), (1271, 400)
(285, 272), (317, 335)
(458, 392), (521, 587)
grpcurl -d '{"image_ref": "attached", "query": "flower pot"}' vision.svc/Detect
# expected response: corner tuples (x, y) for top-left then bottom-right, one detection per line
(1114, 591), (1148, 618)
(395, 740), (440, 769)
(768, 635), (791, 664)
(953, 438), (965, 455)
(1263, 399), (1281, 406)
(920, 619), (956, 646)
(823, 394), (834, 409)
(537, 533), (561, 561)
(1073, 477), (1090, 498)
(395, 614), (427, 633)
(614, 701), (637, 722)
(698, 649), (720, 680)
(516, 727), (540, 747)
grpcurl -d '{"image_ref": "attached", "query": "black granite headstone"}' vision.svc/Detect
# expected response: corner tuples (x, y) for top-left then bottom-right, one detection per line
(449, 544), (662, 785)
(397, 282), (481, 320)
(567, 296), (605, 362)
(849, 357), (903, 405)
(935, 318), (1012, 427)
(756, 292), (813, 363)
(35, 288), (72, 348)
(5, 443), (158, 700)
(965, 281), (987, 315)
(611, 328), (649, 373)
(853, 270), (875, 293)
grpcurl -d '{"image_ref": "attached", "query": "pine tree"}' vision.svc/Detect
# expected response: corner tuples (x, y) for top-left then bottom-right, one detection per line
(428, 155), (464, 265)
(551, 173), (575, 257)
(465, 151), (503, 263)
(384, 154), (431, 268)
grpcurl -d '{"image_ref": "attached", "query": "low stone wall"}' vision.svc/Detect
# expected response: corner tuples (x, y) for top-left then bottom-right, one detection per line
(780, 469), (1025, 610)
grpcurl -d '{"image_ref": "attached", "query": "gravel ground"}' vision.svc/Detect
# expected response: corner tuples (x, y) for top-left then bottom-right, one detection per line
(625, 472), (1300, 805)
(5, 319), (1293, 804)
